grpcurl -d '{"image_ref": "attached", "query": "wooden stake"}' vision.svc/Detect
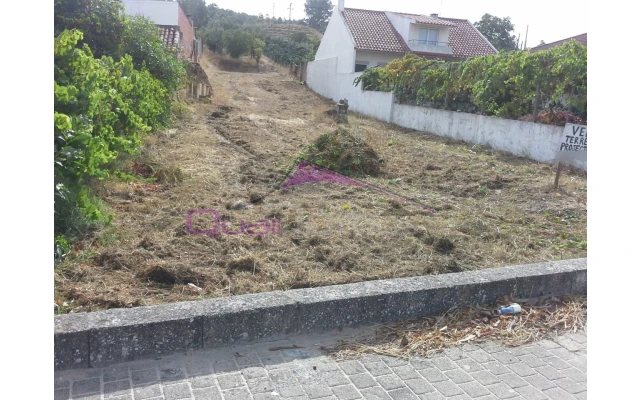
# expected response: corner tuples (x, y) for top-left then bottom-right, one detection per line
(554, 162), (563, 188)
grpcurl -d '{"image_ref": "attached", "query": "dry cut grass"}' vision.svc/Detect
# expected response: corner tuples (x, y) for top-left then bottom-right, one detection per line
(54, 49), (587, 313)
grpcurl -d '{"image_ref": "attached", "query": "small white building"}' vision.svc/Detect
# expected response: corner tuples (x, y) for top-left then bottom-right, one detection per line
(314, 0), (497, 74)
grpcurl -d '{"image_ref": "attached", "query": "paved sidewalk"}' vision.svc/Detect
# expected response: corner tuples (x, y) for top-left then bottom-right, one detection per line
(54, 328), (587, 400)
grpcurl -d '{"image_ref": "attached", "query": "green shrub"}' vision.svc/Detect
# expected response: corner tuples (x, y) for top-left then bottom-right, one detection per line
(122, 16), (187, 92)
(54, 29), (172, 234)
(223, 29), (254, 58)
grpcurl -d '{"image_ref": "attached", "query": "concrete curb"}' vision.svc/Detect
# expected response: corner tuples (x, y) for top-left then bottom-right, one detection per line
(55, 258), (586, 370)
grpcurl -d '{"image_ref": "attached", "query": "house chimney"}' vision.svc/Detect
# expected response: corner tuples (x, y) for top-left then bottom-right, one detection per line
(430, 13), (438, 17)
(338, 0), (345, 11)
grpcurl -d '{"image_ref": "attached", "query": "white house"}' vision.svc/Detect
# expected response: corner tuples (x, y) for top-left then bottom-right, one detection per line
(313, 0), (497, 74)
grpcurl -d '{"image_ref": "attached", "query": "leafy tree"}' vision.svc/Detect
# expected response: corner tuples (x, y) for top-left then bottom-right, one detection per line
(54, 0), (126, 59)
(291, 32), (309, 43)
(473, 14), (518, 51)
(223, 29), (254, 58)
(204, 22), (225, 53)
(122, 16), (187, 91)
(250, 38), (265, 64)
(304, 0), (333, 32)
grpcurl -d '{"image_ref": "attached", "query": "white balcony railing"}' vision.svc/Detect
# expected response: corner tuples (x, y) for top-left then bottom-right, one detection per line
(407, 40), (453, 55)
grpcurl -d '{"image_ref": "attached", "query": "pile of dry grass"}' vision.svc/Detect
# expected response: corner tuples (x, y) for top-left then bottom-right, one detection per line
(321, 295), (587, 360)
(304, 127), (381, 176)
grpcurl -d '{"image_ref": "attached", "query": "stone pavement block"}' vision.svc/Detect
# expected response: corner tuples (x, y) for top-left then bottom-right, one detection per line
(458, 381), (491, 398)
(241, 366), (268, 380)
(387, 387), (420, 400)
(518, 354), (547, 368)
(543, 387), (575, 400)
(535, 365), (565, 381)
(349, 373), (378, 389)
(566, 355), (587, 373)
(567, 332), (587, 344)
(444, 369), (473, 384)
(192, 386), (224, 400)
(432, 380), (464, 397)
(454, 358), (483, 373)
(322, 369), (350, 387)
(524, 374), (557, 391)
(392, 366), (420, 380)
(364, 362), (393, 377)
(246, 377), (275, 393)
(270, 368), (296, 383)
(492, 351), (519, 365)
(443, 347), (466, 361)
(544, 356), (572, 370)
(409, 359), (433, 370)
(554, 378), (586, 394)
(339, 360), (366, 375)
(380, 356), (408, 368)
(469, 370), (500, 386)
(485, 382), (519, 399)
(217, 373), (244, 390)
(445, 395), (473, 400)
(403, 378), (435, 395)
(419, 368), (448, 383)
(431, 357), (458, 372)
(253, 393), (281, 400)
(418, 393), (446, 400)
(376, 374), (405, 390)
(104, 379), (132, 398)
(524, 345), (554, 359)
(109, 395), (134, 400)
(560, 368), (586, 384)
(554, 336), (583, 353)
(133, 384), (162, 399)
(515, 385), (549, 400)
(547, 347), (576, 361)
(163, 382), (192, 400)
(72, 377), (101, 397)
(507, 362), (537, 377)
(190, 375), (218, 389)
(483, 361), (510, 375)
(466, 350), (493, 364)
(360, 387), (392, 400)
(331, 384), (362, 400)
(275, 383), (306, 398)
(303, 383), (334, 399)
(498, 372), (529, 389)
(538, 340), (561, 350)
(221, 387), (252, 400)
(477, 342), (503, 354)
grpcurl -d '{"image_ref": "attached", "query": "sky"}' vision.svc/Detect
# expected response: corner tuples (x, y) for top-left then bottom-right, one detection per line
(206, 0), (587, 49)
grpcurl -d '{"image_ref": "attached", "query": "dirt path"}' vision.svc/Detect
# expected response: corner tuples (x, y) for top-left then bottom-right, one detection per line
(54, 50), (587, 313)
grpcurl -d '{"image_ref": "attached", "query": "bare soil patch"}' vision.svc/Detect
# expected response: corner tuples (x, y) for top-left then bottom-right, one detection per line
(54, 49), (587, 313)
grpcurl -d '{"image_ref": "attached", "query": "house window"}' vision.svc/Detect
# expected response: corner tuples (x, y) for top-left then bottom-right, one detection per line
(419, 28), (439, 45)
(355, 61), (369, 72)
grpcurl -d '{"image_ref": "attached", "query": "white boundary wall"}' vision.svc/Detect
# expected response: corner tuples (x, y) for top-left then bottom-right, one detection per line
(305, 59), (586, 171)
